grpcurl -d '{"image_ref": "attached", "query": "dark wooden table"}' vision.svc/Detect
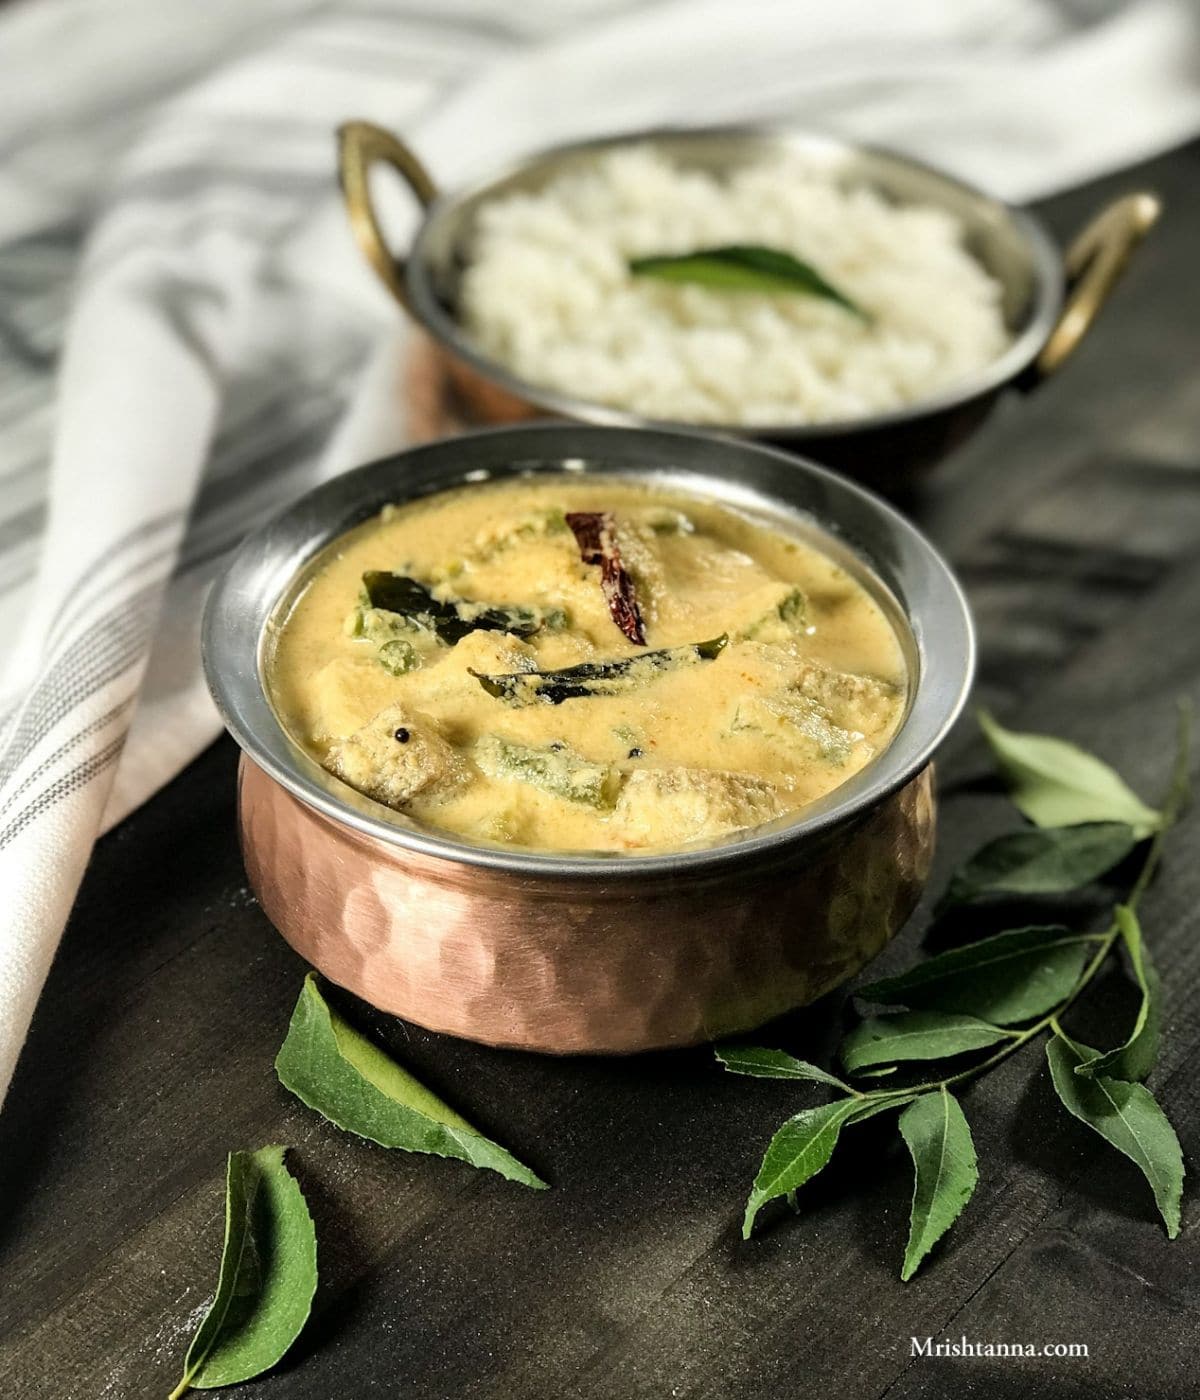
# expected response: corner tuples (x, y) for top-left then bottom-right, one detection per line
(3, 143), (1200, 1400)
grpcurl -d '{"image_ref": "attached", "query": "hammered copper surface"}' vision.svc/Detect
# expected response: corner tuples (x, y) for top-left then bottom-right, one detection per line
(238, 756), (935, 1054)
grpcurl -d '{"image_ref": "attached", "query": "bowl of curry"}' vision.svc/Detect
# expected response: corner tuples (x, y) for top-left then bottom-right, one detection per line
(203, 424), (974, 1053)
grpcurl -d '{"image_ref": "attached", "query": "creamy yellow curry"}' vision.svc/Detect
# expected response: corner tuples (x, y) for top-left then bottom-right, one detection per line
(266, 477), (908, 853)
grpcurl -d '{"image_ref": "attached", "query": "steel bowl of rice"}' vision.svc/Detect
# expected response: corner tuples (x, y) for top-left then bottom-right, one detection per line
(338, 122), (1159, 484)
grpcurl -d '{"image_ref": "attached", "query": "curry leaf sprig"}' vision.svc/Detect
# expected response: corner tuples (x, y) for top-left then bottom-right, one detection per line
(721, 705), (1191, 1281)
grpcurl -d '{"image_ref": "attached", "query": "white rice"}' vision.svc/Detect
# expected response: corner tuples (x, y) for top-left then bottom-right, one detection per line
(458, 146), (1012, 426)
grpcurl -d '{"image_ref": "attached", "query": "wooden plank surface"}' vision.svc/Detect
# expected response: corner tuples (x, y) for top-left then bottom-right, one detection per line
(2, 142), (1199, 1400)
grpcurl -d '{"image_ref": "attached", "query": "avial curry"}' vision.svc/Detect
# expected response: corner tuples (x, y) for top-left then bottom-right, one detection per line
(266, 476), (908, 853)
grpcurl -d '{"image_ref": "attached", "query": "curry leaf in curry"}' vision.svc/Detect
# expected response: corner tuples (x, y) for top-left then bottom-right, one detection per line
(276, 975), (547, 1189)
(726, 707), (1189, 1279)
(628, 245), (867, 320)
(169, 1147), (317, 1399)
(361, 572), (564, 645)
(470, 634), (728, 707)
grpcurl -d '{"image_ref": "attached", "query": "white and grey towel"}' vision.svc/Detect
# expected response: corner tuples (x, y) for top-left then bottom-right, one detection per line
(2, 0), (1200, 1107)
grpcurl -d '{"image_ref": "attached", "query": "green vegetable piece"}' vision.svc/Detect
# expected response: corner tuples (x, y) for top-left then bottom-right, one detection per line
(471, 635), (728, 707)
(169, 1147), (317, 1399)
(778, 587), (806, 622)
(474, 734), (620, 809)
(378, 638), (419, 676)
(1074, 905), (1160, 1082)
(362, 572), (561, 645)
(645, 507), (694, 535)
(939, 822), (1137, 910)
(731, 690), (859, 765)
(857, 925), (1100, 1025)
(629, 245), (867, 319)
(740, 586), (807, 640)
(1046, 1031), (1182, 1237)
(742, 1098), (862, 1238)
(897, 1089), (979, 1281)
(715, 1043), (851, 1091)
(978, 710), (1161, 839)
(841, 1011), (1011, 1073)
(347, 605), (425, 644)
(276, 976), (546, 1189)
(348, 604), (447, 675)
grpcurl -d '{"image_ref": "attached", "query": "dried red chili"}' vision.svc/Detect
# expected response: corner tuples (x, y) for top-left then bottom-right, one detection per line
(565, 511), (647, 646)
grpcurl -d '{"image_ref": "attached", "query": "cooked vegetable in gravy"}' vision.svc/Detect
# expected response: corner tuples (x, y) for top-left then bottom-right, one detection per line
(267, 477), (908, 852)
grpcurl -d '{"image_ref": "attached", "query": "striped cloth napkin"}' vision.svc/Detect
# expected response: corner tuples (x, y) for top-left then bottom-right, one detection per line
(2, 0), (1200, 1108)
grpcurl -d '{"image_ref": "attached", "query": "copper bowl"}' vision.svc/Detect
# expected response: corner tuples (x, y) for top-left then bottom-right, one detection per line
(338, 121), (1159, 484)
(202, 424), (973, 1053)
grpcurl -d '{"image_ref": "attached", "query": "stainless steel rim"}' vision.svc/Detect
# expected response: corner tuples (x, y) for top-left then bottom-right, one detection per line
(403, 122), (1063, 441)
(202, 423), (975, 879)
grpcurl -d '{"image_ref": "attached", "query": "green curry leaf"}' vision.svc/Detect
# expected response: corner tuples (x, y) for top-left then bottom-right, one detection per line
(170, 1147), (317, 1398)
(715, 1043), (851, 1091)
(841, 1011), (1011, 1073)
(361, 572), (556, 645)
(978, 711), (1161, 839)
(742, 1098), (862, 1238)
(1073, 905), (1160, 1082)
(938, 822), (1137, 909)
(856, 925), (1100, 1025)
(1046, 1031), (1182, 1237)
(898, 1089), (979, 1281)
(276, 975), (546, 1189)
(742, 1091), (917, 1237)
(471, 635), (727, 707)
(628, 245), (867, 319)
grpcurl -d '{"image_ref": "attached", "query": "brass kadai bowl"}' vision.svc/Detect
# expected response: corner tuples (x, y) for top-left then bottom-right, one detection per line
(203, 425), (974, 1053)
(338, 121), (1159, 483)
